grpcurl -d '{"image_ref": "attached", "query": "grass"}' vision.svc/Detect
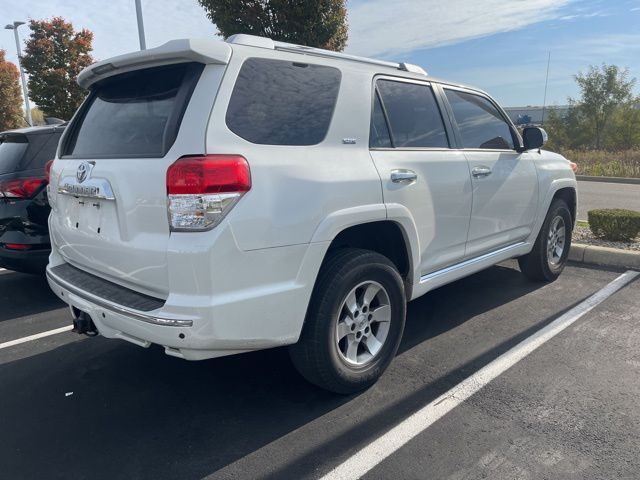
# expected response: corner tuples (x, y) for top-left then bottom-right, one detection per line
(559, 150), (640, 178)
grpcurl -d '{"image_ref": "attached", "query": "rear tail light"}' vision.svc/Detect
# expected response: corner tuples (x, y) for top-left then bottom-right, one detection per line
(569, 161), (578, 173)
(2, 243), (33, 251)
(0, 177), (47, 199)
(166, 155), (251, 231)
(45, 159), (54, 183)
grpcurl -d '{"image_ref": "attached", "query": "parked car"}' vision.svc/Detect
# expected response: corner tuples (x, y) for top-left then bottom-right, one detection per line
(0, 125), (65, 273)
(46, 35), (577, 393)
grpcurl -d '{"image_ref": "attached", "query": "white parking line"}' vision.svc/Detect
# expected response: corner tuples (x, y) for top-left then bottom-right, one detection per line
(321, 270), (640, 480)
(0, 325), (73, 350)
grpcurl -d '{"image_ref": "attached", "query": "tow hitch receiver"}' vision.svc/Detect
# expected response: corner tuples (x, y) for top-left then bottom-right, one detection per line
(71, 307), (99, 336)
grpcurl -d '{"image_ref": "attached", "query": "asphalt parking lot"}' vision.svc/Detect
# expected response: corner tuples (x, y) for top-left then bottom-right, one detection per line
(1, 262), (639, 480)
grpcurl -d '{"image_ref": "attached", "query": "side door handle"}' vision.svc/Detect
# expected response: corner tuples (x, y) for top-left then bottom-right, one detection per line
(391, 169), (417, 184)
(471, 165), (492, 178)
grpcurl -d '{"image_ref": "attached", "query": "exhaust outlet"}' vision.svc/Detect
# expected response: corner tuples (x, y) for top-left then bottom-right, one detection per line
(70, 307), (99, 336)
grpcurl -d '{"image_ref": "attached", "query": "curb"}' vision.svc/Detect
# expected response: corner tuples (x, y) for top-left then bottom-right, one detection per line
(576, 175), (640, 185)
(569, 243), (640, 269)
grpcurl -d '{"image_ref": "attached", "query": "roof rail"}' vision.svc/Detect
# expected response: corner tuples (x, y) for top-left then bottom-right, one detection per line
(226, 34), (427, 76)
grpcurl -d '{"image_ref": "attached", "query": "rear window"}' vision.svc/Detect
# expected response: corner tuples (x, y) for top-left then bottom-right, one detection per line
(63, 63), (203, 158)
(226, 58), (341, 146)
(0, 132), (61, 174)
(0, 137), (28, 175)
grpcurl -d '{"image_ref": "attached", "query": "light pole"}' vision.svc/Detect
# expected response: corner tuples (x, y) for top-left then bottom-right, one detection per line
(135, 0), (147, 50)
(4, 21), (33, 126)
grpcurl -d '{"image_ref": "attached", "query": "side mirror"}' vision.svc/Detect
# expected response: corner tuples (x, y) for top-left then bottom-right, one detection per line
(522, 127), (548, 151)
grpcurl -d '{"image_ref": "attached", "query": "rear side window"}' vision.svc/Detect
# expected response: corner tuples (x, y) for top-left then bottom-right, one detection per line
(376, 80), (448, 148)
(444, 89), (515, 150)
(63, 63), (203, 158)
(226, 58), (341, 146)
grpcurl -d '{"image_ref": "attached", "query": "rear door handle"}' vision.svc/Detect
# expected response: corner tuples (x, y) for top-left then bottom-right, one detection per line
(391, 169), (417, 184)
(471, 165), (492, 178)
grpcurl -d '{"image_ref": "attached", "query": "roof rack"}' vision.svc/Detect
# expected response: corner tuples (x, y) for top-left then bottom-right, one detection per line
(226, 34), (427, 76)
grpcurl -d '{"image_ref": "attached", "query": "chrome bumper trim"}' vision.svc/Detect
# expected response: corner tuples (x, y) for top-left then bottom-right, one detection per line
(46, 269), (193, 327)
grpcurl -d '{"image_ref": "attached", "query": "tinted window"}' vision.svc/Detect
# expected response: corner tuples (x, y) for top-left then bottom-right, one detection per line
(445, 89), (515, 149)
(226, 58), (341, 145)
(25, 132), (62, 169)
(0, 137), (28, 175)
(370, 92), (392, 148)
(376, 80), (448, 148)
(64, 63), (202, 158)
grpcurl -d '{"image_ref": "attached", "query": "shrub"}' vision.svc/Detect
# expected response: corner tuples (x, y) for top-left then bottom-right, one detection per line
(588, 209), (640, 242)
(561, 149), (640, 178)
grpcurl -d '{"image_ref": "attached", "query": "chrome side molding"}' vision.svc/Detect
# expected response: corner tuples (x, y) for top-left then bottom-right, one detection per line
(420, 242), (526, 283)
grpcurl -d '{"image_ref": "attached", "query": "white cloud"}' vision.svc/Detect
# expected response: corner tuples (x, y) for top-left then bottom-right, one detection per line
(346, 0), (574, 58)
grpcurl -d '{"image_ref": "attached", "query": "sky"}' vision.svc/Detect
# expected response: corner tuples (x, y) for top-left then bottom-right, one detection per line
(1, 0), (640, 108)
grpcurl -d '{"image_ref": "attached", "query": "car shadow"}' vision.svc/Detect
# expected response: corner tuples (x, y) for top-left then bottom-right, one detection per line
(399, 261), (547, 354)
(0, 263), (562, 480)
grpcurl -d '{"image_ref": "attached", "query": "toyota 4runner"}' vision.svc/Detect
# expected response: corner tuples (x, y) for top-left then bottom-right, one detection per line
(46, 34), (577, 393)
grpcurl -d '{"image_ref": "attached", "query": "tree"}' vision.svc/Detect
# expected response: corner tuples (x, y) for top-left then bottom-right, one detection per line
(607, 99), (640, 150)
(198, 0), (348, 51)
(21, 17), (94, 120)
(0, 49), (25, 131)
(570, 64), (636, 149)
(31, 107), (45, 126)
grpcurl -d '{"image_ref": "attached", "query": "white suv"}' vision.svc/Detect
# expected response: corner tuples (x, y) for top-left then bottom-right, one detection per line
(47, 34), (577, 393)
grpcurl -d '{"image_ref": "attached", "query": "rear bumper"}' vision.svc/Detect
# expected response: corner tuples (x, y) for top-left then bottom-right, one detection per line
(0, 246), (50, 273)
(45, 239), (330, 360)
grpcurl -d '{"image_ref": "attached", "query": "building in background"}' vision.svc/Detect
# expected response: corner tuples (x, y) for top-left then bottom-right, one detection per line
(504, 105), (570, 126)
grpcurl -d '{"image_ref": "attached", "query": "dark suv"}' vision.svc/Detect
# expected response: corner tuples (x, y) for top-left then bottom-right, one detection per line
(0, 125), (65, 273)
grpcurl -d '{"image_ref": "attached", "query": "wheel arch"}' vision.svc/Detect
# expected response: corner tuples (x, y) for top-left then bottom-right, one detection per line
(324, 220), (414, 295)
(529, 179), (578, 244)
(552, 187), (577, 226)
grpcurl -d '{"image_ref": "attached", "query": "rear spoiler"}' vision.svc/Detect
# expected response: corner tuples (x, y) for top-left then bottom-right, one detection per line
(77, 38), (232, 89)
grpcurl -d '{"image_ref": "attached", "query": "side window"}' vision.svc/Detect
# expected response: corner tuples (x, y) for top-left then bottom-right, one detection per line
(226, 58), (341, 146)
(444, 89), (515, 150)
(369, 92), (392, 148)
(376, 80), (448, 148)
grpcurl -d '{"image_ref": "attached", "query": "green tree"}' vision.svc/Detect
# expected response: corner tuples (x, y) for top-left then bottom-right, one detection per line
(606, 99), (640, 150)
(198, 0), (348, 51)
(0, 49), (25, 131)
(21, 17), (94, 120)
(570, 64), (636, 149)
(542, 107), (570, 151)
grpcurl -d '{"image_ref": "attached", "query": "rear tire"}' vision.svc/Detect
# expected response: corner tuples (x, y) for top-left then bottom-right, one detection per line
(519, 199), (572, 282)
(289, 248), (406, 394)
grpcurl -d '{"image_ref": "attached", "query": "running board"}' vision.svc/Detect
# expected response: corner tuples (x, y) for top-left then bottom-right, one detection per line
(412, 242), (530, 300)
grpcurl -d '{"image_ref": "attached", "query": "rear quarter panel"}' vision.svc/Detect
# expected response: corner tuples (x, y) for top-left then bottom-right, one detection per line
(204, 46), (384, 251)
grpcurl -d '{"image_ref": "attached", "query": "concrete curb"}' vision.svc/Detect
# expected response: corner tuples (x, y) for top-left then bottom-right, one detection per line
(569, 243), (640, 269)
(576, 175), (640, 185)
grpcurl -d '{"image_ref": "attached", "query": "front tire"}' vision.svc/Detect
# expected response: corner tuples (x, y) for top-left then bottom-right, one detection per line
(289, 248), (406, 394)
(519, 199), (572, 282)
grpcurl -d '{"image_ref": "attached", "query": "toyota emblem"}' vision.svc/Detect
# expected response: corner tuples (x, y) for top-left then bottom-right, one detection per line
(76, 162), (91, 183)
